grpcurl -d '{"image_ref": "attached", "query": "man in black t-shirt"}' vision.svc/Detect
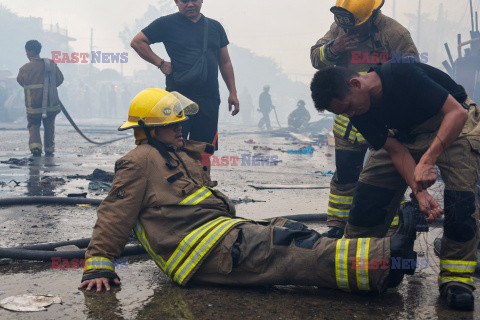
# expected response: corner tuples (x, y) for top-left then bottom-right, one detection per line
(130, 0), (239, 149)
(310, 62), (480, 311)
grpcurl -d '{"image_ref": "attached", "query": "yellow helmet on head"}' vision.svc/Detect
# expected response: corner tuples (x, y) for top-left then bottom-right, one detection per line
(331, 0), (384, 29)
(118, 88), (198, 131)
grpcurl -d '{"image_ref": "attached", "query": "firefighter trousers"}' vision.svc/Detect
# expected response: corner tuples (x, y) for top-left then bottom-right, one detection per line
(27, 111), (58, 154)
(345, 102), (480, 291)
(192, 218), (391, 292)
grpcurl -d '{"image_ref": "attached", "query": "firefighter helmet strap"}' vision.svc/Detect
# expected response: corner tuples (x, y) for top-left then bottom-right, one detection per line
(331, 6), (356, 29)
(141, 125), (179, 170)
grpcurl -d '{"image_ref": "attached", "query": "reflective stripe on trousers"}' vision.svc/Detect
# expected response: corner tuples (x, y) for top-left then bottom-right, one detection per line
(439, 259), (477, 288)
(333, 115), (365, 143)
(134, 215), (244, 286)
(335, 238), (371, 291)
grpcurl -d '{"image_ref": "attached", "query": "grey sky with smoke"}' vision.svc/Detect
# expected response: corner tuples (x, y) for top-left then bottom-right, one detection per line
(1, 0), (478, 82)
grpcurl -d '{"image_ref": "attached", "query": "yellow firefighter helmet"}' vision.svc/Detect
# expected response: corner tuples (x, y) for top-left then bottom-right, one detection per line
(331, 0), (384, 29)
(118, 88), (198, 131)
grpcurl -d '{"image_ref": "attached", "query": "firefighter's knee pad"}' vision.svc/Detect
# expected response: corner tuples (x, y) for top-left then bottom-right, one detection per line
(348, 182), (397, 227)
(444, 190), (478, 242)
(272, 220), (320, 249)
(334, 149), (365, 184)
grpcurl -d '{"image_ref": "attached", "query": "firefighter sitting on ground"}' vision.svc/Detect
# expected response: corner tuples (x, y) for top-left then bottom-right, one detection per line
(79, 88), (418, 294)
(310, 61), (480, 311)
(288, 100), (311, 131)
(17, 40), (64, 157)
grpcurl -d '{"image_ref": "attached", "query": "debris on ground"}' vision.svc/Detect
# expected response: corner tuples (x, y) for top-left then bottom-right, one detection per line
(88, 181), (111, 192)
(289, 132), (315, 143)
(38, 176), (66, 187)
(8, 180), (21, 187)
(244, 139), (256, 144)
(308, 170), (334, 177)
(253, 146), (272, 151)
(0, 158), (33, 166)
(0, 294), (62, 312)
(230, 198), (267, 204)
(287, 147), (314, 154)
(249, 184), (329, 190)
(325, 153), (333, 157)
(67, 168), (114, 183)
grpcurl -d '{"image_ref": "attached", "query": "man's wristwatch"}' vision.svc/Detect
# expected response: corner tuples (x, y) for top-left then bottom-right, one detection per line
(158, 60), (165, 69)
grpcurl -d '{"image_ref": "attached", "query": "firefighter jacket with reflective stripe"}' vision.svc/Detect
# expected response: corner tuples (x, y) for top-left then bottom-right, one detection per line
(16, 58), (63, 113)
(82, 140), (243, 285)
(310, 12), (418, 144)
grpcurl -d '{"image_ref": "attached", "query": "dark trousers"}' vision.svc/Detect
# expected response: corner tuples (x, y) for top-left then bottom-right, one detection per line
(258, 111), (271, 130)
(27, 112), (58, 154)
(181, 96), (220, 149)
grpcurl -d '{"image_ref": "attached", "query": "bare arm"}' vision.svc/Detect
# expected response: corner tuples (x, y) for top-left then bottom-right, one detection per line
(218, 46), (239, 116)
(131, 32), (172, 75)
(414, 95), (468, 191)
(383, 137), (443, 221)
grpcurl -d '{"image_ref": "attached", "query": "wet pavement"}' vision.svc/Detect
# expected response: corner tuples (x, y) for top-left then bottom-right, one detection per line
(0, 119), (478, 319)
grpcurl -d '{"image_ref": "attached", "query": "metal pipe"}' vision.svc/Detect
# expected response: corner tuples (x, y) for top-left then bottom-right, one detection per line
(445, 43), (455, 67)
(476, 11), (479, 32)
(470, 0), (475, 32)
(458, 34), (463, 58)
(458, 37), (480, 48)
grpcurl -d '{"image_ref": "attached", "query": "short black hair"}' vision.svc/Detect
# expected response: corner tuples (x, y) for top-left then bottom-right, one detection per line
(310, 66), (359, 112)
(25, 40), (42, 55)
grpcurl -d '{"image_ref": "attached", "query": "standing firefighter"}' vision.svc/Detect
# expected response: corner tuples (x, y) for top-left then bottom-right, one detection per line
(17, 40), (64, 157)
(79, 88), (418, 295)
(310, 0), (417, 238)
(288, 100), (311, 131)
(258, 85), (274, 130)
(311, 61), (480, 310)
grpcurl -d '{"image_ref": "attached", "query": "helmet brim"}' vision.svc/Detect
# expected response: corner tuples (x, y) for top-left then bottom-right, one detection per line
(118, 116), (190, 131)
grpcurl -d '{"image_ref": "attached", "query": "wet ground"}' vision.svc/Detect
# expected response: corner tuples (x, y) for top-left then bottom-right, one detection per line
(0, 119), (478, 319)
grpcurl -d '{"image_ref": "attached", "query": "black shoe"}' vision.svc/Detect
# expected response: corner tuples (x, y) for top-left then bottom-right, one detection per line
(445, 284), (474, 311)
(45, 152), (54, 157)
(321, 226), (344, 239)
(31, 148), (42, 157)
(384, 202), (418, 290)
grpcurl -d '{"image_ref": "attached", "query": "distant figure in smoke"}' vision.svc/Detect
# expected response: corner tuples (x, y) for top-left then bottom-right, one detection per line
(17, 40), (64, 157)
(288, 100), (311, 131)
(258, 84), (274, 130)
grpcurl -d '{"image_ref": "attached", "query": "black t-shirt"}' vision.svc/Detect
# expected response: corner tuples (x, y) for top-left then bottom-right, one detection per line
(350, 62), (467, 150)
(142, 13), (229, 99)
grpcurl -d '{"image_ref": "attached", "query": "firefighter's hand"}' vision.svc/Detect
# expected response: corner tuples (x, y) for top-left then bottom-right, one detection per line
(331, 34), (358, 54)
(229, 92), (240, 116)
(414, 190), (444, 223)
(78, 277), (121, 292)
(159, 61), (172, 75)
(414, 162), (437, 192)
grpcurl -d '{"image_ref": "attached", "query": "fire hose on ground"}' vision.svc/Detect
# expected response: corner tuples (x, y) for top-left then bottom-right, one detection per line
(60, 102), (131, 145)
(0, 196), (328, 261)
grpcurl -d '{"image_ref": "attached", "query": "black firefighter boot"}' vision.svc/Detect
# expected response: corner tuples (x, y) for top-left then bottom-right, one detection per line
(321, 226), (344, 239)
(443, 283), (474, 311)
(383, 201), (418, 290)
